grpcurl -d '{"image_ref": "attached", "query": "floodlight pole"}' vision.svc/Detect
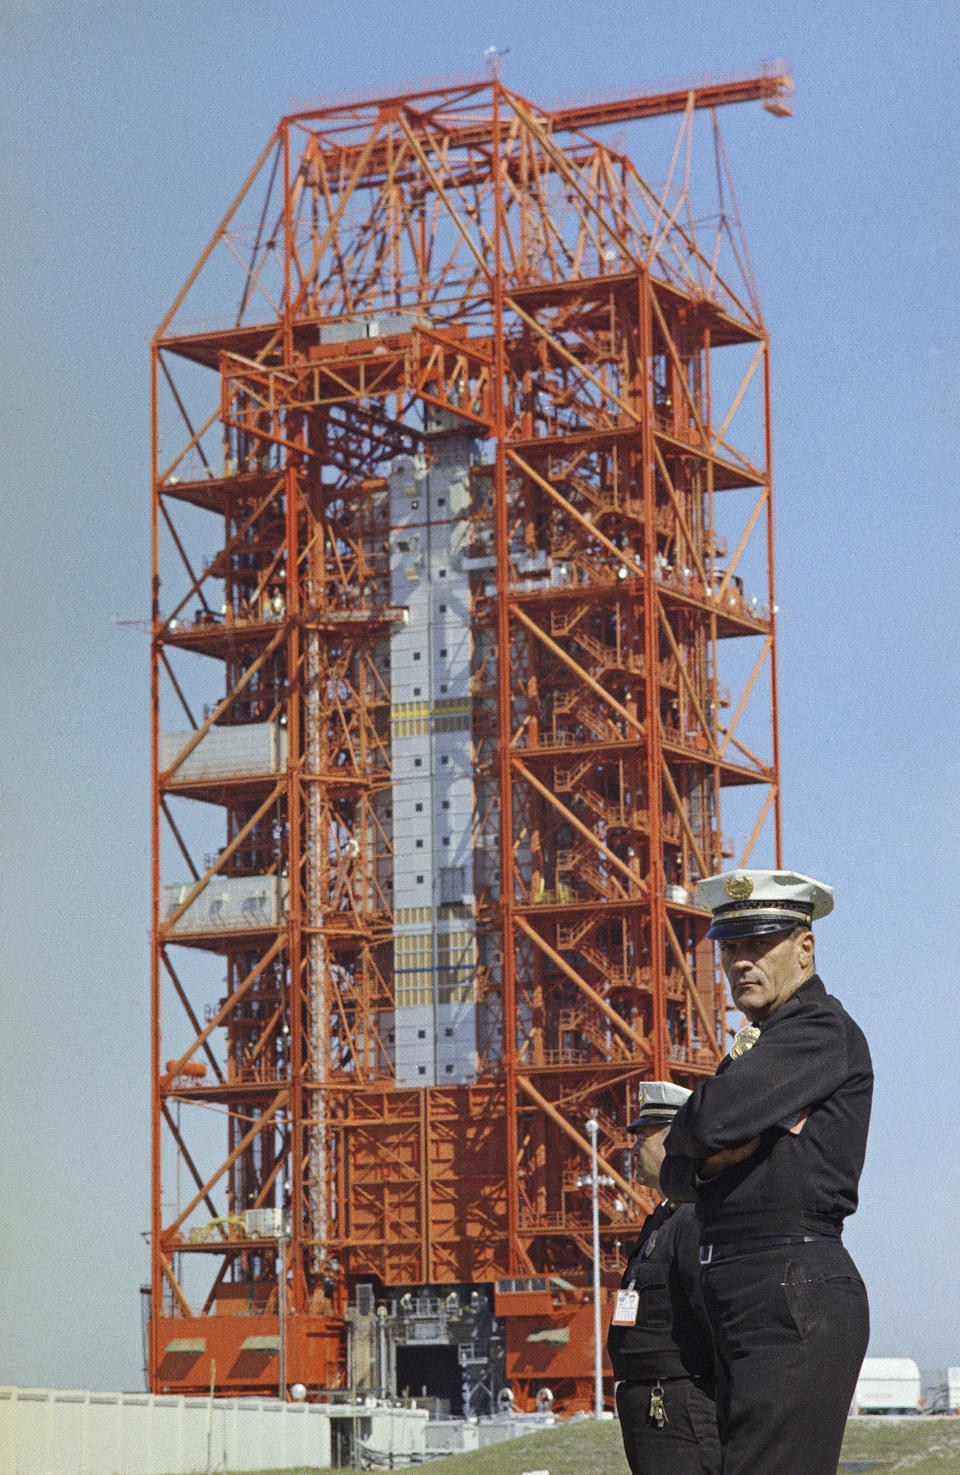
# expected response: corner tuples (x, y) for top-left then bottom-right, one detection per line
(585, 1116), (603, 1418)
(277, 1226), (287, 1400)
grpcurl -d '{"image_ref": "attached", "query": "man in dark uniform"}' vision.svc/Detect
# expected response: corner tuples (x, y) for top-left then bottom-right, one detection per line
(608, 1081), (721, 1475)
(661, 869), (872, 1475)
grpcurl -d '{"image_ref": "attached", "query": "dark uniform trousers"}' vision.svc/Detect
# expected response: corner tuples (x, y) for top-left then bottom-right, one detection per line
(616, 1377), (720, 1475)
(702, 1239), (869, 1475)
(608, 1201), (721, 1475)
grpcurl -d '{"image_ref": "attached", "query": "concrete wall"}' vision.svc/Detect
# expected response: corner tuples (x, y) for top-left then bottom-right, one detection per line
(0, 1386), (333, 1474)
(422, 1411), (557, 1458)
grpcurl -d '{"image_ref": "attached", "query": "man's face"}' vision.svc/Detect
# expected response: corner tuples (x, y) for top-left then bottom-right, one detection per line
(718, 927), (815, 1022)
(631, 1122), (671, 1190)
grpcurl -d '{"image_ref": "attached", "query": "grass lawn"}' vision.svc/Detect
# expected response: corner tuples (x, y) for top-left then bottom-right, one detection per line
(158, 1414), (960, 1474)
(839, 1415), (960, 1472)
(163, 1420), (622, 1475)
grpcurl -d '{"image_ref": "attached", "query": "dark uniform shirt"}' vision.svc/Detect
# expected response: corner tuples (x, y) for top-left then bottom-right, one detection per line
(607, 1200), (715, 1388)
(660, 974), (873, 1242)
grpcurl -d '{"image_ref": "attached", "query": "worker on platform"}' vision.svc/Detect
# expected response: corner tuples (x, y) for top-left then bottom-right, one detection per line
(607, 1081), (721, 1475)
(661, 870), (872, 1475)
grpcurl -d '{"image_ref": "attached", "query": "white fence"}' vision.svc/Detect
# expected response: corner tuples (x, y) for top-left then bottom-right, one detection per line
(0, 1387), (337, 1475)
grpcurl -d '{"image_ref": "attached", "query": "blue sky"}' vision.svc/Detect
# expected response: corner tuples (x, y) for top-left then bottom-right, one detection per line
(1, 1), (957, 1391)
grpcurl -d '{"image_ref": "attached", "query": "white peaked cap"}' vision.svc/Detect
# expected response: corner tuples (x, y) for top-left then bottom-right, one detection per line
(695, 869), (834, 940)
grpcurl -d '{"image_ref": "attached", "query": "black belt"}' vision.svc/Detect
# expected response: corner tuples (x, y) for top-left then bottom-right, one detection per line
(618, 1373), (711, 1387)
(699, 1233), (839, 1265)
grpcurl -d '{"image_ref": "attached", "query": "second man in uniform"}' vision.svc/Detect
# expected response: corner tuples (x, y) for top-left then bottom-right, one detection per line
(608, 1081), (720, 1475)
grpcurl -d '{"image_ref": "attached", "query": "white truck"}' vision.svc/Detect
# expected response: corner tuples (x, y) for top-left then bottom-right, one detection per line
(852, 1357), (922, 1415)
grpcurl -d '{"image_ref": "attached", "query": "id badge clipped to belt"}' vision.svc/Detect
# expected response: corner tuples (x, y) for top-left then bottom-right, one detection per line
(611, 1287), (640, 1325)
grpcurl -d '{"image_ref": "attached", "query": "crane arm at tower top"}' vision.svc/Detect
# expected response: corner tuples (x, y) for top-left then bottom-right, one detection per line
(286, 64), (794, 133)
(543, 65), (795, 129)
(275, 67), (794, 184)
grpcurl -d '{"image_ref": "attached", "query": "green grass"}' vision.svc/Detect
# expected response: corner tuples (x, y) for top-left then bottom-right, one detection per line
(390, 1417), (622, 1474)
(159, 1420), (623, 1474)
(839, 1416), (960, 1473)
(157, 1415), (960, 1475)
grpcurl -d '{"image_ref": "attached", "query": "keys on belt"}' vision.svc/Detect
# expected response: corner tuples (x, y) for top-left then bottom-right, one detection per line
(648, 1381), (669, 1429)
(699, 1233), (840, 1265)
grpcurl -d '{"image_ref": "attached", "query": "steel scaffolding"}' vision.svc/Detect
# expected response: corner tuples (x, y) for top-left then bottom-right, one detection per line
(149, 67), (790, 1410)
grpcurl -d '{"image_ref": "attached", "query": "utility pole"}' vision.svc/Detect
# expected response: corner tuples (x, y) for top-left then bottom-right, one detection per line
(580, 1116), (613, 1417)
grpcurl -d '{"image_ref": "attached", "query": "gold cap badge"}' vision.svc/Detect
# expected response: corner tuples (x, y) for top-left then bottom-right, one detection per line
(725, 874), (754, 900)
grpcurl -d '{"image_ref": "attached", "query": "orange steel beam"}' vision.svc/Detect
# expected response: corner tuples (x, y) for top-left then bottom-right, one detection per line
(506, 451), (646, 578)
(542, 69), (794, 131)
(652, 447), (709, 589)
(160, 1104), (231, 1232)
(515, 1076), (647, 1209)
(161, 630), (286, 779)
(659, 758), (710, 878)
(156, 128), (282, 340)
(719, 634), (775, 760)
(160, 784), (285, 932)
(764, 345), (784, 865)
(161, 937), (285, 1082)
(638, 270), (669, 1082)
(662, 915), (724, 1061)
(658, 608), (720, 761)
(514, 915), (653, 1057)
(491, 78), (522, 1278)
(509, 602), (645, 739)
(166, 1091), (287, 1238)
(160, 953), (224, 1082)
(739, 786), (779, 869)
(513, 758), (642, 895)
(286, 68), (793, 154)
(158, 1253), (193, 1318)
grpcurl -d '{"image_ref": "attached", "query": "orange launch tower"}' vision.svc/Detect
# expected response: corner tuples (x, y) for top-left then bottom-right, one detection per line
(149, 67), (791, 1412)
